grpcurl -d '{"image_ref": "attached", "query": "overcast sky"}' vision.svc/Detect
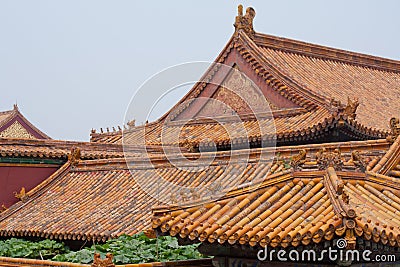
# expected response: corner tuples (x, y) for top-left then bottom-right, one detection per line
(1, 1), (399, 141)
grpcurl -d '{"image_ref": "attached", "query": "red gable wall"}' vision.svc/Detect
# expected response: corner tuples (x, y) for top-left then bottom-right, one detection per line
(0, 166), (58, 208)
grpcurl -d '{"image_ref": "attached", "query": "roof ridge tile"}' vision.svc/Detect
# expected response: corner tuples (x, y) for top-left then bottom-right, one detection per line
(254, 33), (400, 73)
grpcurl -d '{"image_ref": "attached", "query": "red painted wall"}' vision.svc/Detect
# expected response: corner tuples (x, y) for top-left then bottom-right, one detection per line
(0, 166), (59, 208)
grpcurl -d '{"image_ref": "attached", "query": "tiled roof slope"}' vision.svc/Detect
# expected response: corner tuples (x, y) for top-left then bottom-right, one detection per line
(0, 153), (277, 241)
(0, 139), (388, 242)
(252, 32), (400, 131)
(153, 166), (400, 250)
(0, 105), (50, 139)
(0, 159), (278, 241)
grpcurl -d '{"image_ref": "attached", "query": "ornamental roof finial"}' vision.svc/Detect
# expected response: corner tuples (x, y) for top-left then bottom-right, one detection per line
(234, 5), (256, 39)
(68, 147), (81, 166)
(343, 96), (359, 120)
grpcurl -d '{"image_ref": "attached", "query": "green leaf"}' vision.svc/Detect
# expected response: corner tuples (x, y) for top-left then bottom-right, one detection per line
(166, 239), (179, 249)
(0, 232), (206, 264)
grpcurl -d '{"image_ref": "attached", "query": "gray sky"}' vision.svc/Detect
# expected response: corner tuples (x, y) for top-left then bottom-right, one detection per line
(0, 0), (399, 141)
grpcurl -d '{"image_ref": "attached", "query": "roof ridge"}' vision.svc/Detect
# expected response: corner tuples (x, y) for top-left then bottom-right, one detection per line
(75, 138), (389, 168)
(76, 138), (390, 169)
(324, 167), (355, 217)
(0, 137), (125, 150)
(323, 167), (358, 249)
(254, 32), (400, 73)
(0, 109), (16, 129)
(365, 171), (400, 190)
(0, 109), (14, 116)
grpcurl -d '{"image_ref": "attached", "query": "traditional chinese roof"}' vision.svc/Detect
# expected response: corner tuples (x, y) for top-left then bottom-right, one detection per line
(152, 140), (400, 250)
(91, 6), (399, 147)
(0, 105), (50, 139)
(0, 139), (389, 242)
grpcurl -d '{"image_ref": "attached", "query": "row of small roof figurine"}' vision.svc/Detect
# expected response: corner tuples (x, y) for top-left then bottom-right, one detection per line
(91, 119), (150, 134)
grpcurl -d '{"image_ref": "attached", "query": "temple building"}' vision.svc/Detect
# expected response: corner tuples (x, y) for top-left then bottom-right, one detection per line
(0, 5), (399, 267)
